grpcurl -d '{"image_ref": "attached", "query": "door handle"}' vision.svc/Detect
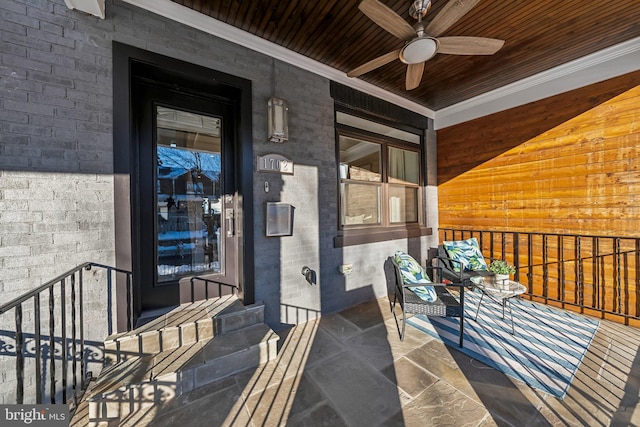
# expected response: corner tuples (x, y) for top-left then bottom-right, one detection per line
(225, 208), (234, 237)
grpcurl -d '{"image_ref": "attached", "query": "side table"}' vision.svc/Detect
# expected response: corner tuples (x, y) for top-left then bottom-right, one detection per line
(470, 276), (527, 334)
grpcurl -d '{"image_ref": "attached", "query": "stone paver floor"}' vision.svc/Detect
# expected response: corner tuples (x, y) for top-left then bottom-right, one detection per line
(84, 296), (640, 426)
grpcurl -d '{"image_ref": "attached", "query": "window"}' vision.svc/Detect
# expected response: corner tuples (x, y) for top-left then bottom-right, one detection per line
(337, 111), (425, 239)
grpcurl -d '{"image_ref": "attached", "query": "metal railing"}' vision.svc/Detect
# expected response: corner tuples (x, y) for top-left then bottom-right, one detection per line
(440, 228), (640, 324)
(0, 262), (132, 406)
(189, 276), (239, 301)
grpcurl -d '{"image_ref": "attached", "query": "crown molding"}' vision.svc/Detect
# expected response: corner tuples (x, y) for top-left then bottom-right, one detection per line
(121, 0), (435, 119)
(434, 36), (640, 129)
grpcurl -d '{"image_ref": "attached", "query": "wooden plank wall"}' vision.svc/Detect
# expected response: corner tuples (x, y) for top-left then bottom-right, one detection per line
(437, 70), (640, 325)
(437, 70), (640, 237)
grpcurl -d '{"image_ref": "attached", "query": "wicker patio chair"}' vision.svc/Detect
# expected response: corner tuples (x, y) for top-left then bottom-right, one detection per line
(435, 243), (495, 287)
(390, 253), (465, 347)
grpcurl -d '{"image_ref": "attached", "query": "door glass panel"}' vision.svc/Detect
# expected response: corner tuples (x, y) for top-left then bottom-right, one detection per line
(156, 106), (222, 282)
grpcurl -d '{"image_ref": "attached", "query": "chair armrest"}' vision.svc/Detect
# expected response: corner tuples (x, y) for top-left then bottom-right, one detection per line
(401, 282), (463, 289)
(424, 265), (442, 282)
(436, 255), (465, 280)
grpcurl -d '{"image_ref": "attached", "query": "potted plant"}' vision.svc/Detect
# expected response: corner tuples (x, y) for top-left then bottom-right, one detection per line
(488, 260), (516, 284)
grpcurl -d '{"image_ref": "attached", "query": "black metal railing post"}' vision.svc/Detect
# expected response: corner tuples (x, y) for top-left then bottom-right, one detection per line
(126, 272), (132, 331)
(49, 285), (55, 404)
(558, 235), (565, 308)
(542, 234), (549, 302)
(79, 266), (85, 391)
(514, 232), (520, 283)
(15, 304), (23, 405)
(575, 235), (583, 312)
(34, 295), (42, 403)
(60, 278), (67, 404)
(636, 239), (640, 318)
(71, 273), (77, 406)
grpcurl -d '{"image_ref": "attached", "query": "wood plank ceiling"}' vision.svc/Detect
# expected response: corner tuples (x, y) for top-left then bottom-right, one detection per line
(171, 0), (640, 111)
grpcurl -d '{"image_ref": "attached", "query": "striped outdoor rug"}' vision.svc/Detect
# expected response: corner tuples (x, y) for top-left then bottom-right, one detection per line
(406, 290), (599, 399)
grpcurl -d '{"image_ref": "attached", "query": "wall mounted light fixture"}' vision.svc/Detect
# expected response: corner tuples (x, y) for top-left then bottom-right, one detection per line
(64, 0), (105, 19)
(268, 97), (288, 143)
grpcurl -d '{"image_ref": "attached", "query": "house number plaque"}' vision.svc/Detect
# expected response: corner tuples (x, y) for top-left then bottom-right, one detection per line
(257, 154), (293, 174)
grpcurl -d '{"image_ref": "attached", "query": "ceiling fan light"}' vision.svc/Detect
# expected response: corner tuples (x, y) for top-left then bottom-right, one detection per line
(400, 37), (438, 64)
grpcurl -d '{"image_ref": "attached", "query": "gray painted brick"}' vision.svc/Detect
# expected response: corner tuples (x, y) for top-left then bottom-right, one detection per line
(30, 113), (76, 129)
(54, 106), (93, 121)
(40, 20), (63, 35)
(27, 71), (73, 87)
(1, 20), (28, 35)
(0, 42), (28, 57)
(42, 84), (66, 97)
(0, 87), (29, 101)
(4, 98), (54, 115)
(53, 128), (75, 139)
(19, 0), (54, 11)
(0, 223), (30, 234)
(27, 27), (75, 48)
(0, 110), (30, 124)
(0, 1), (27, 14)
(3, 53), (52, 72)
(52, 65), (96, 82)
(2, 122), (52, 136)
(1, 77), (44, 93)
(29, 157), (79, 171)
(29, 48), (75, 68)
(1, 30), (52, 51)
(0, 266), (30, 280)
(0, 211), (42, 223)
(30, 136), (76, 150)
(0, 244), (31, 258)
(3, 144), (40, 157)
(0, 156), (30, 169)
(1, 10), (40, 28)
(0, 66), (27, 79)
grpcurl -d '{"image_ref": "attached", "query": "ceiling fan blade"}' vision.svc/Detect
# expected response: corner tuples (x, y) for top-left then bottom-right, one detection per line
(347, 49), (401, 77)
(405, 62), (425, 90)
(437, 36), (505, 55)
(359, 0), (416, 40)
(425, 0), (481, 37)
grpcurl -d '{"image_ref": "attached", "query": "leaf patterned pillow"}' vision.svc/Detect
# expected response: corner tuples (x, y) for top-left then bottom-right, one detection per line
(394, 251), (436, 302)
(443, 238), (488, 272)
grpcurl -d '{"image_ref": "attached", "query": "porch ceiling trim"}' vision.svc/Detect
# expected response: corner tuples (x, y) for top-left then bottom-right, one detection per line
(435, 36), (640, 129)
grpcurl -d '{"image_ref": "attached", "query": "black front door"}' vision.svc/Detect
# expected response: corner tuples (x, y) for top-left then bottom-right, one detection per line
(132, 73), (238, 310)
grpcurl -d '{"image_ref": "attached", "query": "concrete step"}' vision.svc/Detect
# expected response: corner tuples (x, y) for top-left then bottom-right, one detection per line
(85, 323), (279, 426)
(103, 296), (266, 363)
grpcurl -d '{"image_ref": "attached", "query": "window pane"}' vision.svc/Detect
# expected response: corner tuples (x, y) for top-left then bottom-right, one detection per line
(389, 147), (419, 185)
(340, 183), (381, 225)
(339, 136), (381, 182)
(389, 185), (418, 223)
